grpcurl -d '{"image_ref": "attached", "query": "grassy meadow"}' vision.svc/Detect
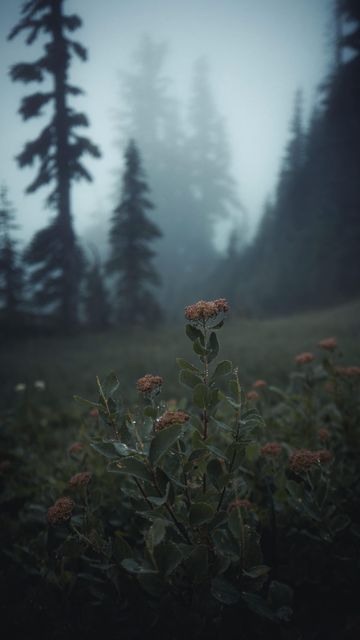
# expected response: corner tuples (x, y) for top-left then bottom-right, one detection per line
(1, 299), (360, 639)
(1, 299), (360, 410)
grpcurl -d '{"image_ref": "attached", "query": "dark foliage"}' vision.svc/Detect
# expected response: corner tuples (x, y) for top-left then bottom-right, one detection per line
(107, 140), (163, 325)
(0, 185), (24, 328)
(83, 254), (111, 331)
(222, 2), (360, 315)
(8, 0), (100, 330)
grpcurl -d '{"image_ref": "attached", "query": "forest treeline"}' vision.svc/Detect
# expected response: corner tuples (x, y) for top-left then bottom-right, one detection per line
(1, 0), (359, 335)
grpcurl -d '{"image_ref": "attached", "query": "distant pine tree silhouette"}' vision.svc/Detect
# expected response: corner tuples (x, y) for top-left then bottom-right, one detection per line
(83, 252), (111, 331)
(0, 185), (24, 327)
(8, 0), (100, 330)
(107, 140), (163, 325)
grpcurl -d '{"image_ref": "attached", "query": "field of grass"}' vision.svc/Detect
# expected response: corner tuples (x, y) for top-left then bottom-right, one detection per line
(1, 299), (360, 639)
(1, 299), (360, 409)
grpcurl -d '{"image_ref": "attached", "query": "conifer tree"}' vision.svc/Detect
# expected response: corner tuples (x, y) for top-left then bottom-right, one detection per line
(83, 253), (110, 331)
(188, 58), (245, 239)
(8, 0), (100, 329)
(107, 140), (162, 325)
(0, 185), (24, 325)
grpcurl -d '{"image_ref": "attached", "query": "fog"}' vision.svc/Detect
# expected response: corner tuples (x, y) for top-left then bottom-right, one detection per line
(1, 0), (330, 249)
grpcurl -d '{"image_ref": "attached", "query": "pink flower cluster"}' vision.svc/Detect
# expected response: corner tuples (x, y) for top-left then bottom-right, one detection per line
(184, 298), (229, 322)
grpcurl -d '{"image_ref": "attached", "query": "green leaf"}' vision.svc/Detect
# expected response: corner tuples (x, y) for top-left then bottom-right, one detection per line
(190, 502), (215, 526)
(193, 383), (209, 409)
(179, 369), (203, 389)
(112, 456), (152, 482)
(330, 514), (351, 534)
(91, 441), (117, 459)
(208, 388), (220, 409)
(147, 482), (170, 506)
(212, 359), (232, 380)
(211, 319), (224, 330)
(155, 541), (183, 577)
(102, 371), (120, 398)
(113, 533), (133, 561)
(268, 580), (293, 609)
(113, 442), (136, 456)
(121, 558), (157, 575)
(73, 395), (100, 408)
(185, 545), (208, 579)
(146, 519), (166, 551)
(228, 507), (243, 540)
(207, 332), (219, 363)
(246, 442), (260, 463)
(149, 423), (183, 466)
(205, 443), (228, 462)
(212, 529), (240, 560)
(243, 565), (270, 578)
(207, 459), (226, 490)
(186, 324), (204, 343)
(143, 406), (157, 419)
(211, 417), (233, 433)
(193, 339), (208, 357)
(211, 577), (240, 604)
(176, 358), (200, 373)
(241, 592), (277, 621)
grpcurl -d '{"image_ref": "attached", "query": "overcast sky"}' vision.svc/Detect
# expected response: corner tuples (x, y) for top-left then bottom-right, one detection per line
(0, 0), (332, 249)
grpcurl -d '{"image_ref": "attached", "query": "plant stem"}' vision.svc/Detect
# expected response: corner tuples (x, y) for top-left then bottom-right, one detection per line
(151, 468), (191, 544)
(177, 440), (191, 509)
(216, 403), (241, 512)
(134, 477), (153, 510)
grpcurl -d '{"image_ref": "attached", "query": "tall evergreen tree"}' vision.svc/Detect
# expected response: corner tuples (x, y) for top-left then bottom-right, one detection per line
(0, 185), (24, 325)
(107, 140), (162, 325)
(188, 58), (245, 245)
(8, 0), (100, 329)
(83, 252), (110, 331)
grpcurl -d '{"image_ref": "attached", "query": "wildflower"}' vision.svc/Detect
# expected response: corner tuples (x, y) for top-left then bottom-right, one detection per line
(89, 407), (99, 417)
(47, 496), (75, 526)
(14, 383), (26, 392)
(228, 498), (252, 511)
(288, 448), (332, 473)
(317, 449), (332, 464)
(319, 428), (330, 442)
(246, 390), (259, 401)
(261, 442), (282, 457)
(319, 337), (337, 351)
(136, 374), (163, 394)
(253, 379), (267, 389)
(155, 410), (190, 432)
(295, 352), (314, 365)
(335, 366), (360, 377)
(184, 298), (229, 322)
(34, 380), (45, 391)
(69, 471), (92, 488)
(68, 441), (84, 455)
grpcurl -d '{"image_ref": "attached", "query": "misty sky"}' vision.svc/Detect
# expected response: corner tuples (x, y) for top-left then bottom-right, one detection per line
(0, 0), (332, 250)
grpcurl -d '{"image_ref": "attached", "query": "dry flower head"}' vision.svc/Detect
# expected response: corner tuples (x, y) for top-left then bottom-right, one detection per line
(319, 337), (337, 351)
(184, 298), (229, 322)
(136, 374), (163, 394)
(246, 390), (260, 401)
(253, 379), (267, 389)
(68, 441), (84, 455)
(228, 498), (252, 511)
(261, 442), (282, 457)
(155, 410), (190, 432)
(289, 448), (332, 473)
(47, 496), (75, 526)
(69, 471), (92, 488)
(295, 352), (315, 365)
